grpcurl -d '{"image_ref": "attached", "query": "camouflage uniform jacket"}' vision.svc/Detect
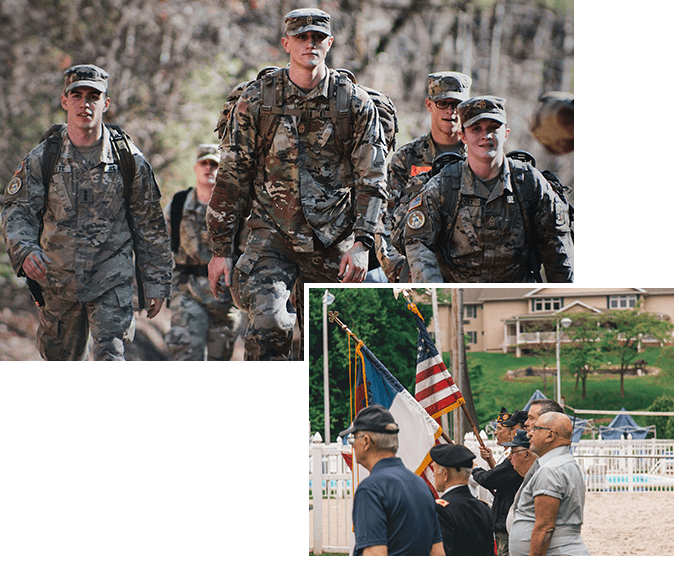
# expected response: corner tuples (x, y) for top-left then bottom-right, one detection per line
(207, 67), (388, 257)
(404, 157), (573, 283)
(2, 126), (172, 302)
(378, 132), (465, 280)
(164, 188), (233, 306)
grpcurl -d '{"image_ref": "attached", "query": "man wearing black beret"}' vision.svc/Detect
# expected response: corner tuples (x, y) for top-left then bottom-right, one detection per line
(430, 443), (495, 556)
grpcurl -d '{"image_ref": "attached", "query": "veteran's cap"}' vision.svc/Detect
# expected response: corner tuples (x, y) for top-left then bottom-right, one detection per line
(427, 71), (472, 102)
(430, 444), (476, 468)
(499, 409), (528, 428)
(501, 429), (531, 449)
(458, 95), (507, 128)
(339, 404), (399, 437)
(496, 407), (511, 424)
(196, 144), (220, 163)
(284, 8), (331, 37)
(63, 64), (109, 94)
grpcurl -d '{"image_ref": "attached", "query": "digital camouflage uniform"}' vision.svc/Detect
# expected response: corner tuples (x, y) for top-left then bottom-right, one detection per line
(207, 11), (388, 361)
(164, 177), (240, 361)
(377, 72), (470, 282)
(403, 95), (573, 283)
(2, 123), (172, 360)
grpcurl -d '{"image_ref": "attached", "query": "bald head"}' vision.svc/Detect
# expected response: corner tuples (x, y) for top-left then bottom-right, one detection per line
(529, 412), (573, 456)
(540, 412), (573, 440)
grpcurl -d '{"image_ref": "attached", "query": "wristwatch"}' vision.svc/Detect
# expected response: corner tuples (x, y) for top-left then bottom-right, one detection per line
(355, 235), (374, 250)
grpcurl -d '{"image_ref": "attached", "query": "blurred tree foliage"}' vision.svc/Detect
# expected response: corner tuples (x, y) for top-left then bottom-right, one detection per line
(308, 287), (432, 440)
(1, 0), (573, 207)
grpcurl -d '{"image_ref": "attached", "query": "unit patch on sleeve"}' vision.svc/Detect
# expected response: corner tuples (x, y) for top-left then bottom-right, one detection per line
(6, 177), (22, 196)
(406, 209), (426, 230)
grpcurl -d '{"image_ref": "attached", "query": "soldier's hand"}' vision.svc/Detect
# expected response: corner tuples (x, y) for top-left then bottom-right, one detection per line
(208, 256), (232, 298)
(338, 241), (369, 283)
(146, 297), (164, 319)
(479, 446), (492, 462)
(22, 250), (51, 282)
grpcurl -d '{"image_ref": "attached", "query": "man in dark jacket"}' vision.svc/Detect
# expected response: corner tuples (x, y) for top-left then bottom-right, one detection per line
(473, 409), (527, 555)
(430, 443), (495, 556)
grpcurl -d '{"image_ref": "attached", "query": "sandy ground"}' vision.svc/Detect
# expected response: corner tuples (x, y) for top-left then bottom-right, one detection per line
(581, 492), (674, 556)
(310, 491), (675, 555)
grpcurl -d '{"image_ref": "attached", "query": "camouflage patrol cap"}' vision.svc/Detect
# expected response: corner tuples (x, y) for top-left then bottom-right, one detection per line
(284, 8), (331, 36)
(457, 95), (507, 128)
(196, 144), (220, 163)
(427, 71), (472, 102)
(63, 64), (109, 94)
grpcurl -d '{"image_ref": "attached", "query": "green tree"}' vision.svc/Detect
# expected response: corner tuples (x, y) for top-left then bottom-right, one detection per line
(308, 288), (432, 440)
(561, 312), (611, 399)
(601, 305), (674, 398)
(647, 395), (674, 440)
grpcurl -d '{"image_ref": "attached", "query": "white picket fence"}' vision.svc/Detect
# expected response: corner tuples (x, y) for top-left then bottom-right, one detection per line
(309, 433), (674, 555)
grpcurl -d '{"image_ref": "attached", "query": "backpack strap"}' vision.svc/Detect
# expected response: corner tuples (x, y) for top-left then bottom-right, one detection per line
(508, 160), (543, 282)
(40, 124), (66, 192)
(169, 188), (192, 253)
(440, 162), (463, 243)
(332, 70), (352, 158)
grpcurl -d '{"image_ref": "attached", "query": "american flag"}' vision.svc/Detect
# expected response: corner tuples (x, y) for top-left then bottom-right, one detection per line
(406, 301), (466, 496)
(408, 302), (465, 421)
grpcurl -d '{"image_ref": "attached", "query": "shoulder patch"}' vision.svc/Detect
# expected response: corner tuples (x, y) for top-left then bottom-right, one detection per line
(435, 499), (449, 507)
(14, 161), (24, 174)
(6, 177), (22, 196)
(406, 209), (426, 230)
(408, 194), (423, 211)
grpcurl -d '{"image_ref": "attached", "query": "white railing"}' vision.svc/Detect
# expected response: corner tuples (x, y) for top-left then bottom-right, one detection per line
(309, 433), (353, 555)
(309, 433), (674, 554)
(467, 436), (674, 493)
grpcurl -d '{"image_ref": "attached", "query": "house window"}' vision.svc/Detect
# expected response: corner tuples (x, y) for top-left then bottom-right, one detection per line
(608, 295), (638, 309)
(531, 297), (563, 312)
(465, 331), (477, 344)
(464, 305), (477, 319)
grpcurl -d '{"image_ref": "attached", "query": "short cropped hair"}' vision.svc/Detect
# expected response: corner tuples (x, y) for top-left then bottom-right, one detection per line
(366, 431), (399, 454)
(531, 399), (564, 415)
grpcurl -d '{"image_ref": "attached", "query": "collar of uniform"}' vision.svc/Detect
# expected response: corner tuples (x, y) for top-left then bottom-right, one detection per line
(460, 157), (513, 201)
(65, 124), (113, 166)
(442, 483), (468, 496)
(370, 456), (404, 473)
(535, 443), (570, 467)
(283, 66), (332, 102)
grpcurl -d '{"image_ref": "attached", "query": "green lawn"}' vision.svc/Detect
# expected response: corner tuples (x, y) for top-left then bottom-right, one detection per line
(452, 346), (673, 429)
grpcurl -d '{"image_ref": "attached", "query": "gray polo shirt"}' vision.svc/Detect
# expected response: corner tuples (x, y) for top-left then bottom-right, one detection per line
(509, 446), (590, 555)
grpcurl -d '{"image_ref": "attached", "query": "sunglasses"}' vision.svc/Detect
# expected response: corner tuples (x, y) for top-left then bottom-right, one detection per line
(434, 99), (460, 110)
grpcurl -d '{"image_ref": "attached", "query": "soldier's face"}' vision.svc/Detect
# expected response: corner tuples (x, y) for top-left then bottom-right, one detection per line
(282, 31), (333, 70)
(61, 87), (110, 133)
(427, 97), (462, 138)
(194, 159), (218, 189)
(461, 119), (509, 162)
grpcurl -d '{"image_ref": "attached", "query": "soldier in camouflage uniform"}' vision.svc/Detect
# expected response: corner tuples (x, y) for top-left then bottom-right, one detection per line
(402, 96), (573, 283)
(207, 8), (388, 360)
(1, 64), (172, 360)
(164, 144), (241, 361)
(377, 72), (471, 281)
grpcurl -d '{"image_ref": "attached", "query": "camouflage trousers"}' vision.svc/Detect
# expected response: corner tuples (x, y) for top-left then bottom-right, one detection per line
(166, 291), (241, 361)
(495, 531), (509, 556)
(37, 284), (135, 361)
(231, 227), (353, 361)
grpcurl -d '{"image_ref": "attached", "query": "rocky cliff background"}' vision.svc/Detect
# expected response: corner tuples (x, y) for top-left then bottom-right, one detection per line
(0, 0), (573, 360)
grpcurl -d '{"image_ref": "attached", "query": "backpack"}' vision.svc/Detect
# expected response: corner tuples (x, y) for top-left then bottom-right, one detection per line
(169, 188), (192, 253)
(215, 66), (399, 156)
(39, 123), (147, 308)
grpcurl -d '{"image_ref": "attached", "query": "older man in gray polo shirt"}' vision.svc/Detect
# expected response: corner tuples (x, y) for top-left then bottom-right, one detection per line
(509, 412), (590, 555)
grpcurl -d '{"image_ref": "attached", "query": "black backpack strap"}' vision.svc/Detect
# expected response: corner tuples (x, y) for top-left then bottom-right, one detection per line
(40, 124), (67, 191)
(169, 188), (192, 253)
(106, 124), (146, 307)
(332, 70), (352, 158)
(508, 160), (543, 282)
(440, 163), (463, 242)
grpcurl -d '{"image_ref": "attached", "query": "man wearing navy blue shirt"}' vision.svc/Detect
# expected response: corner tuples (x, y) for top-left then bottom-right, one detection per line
(340, 405), (444, 556)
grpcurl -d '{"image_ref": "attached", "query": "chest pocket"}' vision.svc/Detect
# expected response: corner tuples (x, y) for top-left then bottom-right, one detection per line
(306, 120), (334, 155)
(447, 205), (482, 257)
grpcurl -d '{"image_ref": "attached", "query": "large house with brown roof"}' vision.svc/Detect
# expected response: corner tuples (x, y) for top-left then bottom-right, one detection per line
(430, 288), (674, 355)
